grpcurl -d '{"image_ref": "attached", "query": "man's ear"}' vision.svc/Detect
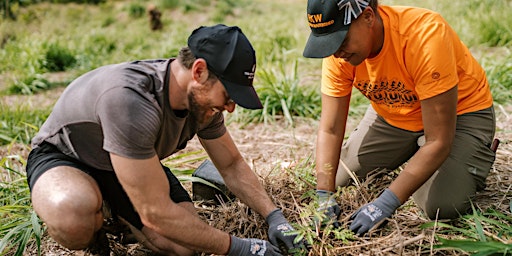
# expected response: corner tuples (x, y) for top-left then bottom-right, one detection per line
(191, 58), (209, 84)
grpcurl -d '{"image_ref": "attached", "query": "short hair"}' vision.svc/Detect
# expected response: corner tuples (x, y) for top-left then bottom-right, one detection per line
(177, 47), (218, 81)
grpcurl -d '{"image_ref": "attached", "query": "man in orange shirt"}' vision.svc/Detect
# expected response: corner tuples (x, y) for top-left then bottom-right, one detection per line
(303, 0), (496, 235)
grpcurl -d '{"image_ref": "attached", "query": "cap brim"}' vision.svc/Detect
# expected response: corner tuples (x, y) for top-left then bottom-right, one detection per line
(220, 79), (263, 109)
(303, 29), (348, 58)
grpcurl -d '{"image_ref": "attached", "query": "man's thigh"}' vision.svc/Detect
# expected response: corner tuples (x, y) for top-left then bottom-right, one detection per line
(336, 106), (422, 186)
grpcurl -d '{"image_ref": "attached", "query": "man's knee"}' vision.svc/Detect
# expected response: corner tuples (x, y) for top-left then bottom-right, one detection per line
(46, 221), (97, 249)
(31, 166), (104, 249)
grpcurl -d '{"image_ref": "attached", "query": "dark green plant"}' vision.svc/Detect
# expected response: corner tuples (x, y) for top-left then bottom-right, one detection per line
(101, 15), (115, 27)
(41, 43), (76, 72)
(128, 3), (145, 18)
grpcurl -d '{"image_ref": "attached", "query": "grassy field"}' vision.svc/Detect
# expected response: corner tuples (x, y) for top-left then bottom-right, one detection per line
(1, 0), (511, 255)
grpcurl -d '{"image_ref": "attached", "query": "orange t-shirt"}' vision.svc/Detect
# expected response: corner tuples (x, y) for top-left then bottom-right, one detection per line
(321, 6), (493, 131)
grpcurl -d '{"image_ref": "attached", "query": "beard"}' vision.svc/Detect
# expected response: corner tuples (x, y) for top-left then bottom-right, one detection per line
(188, 90), (214, 126)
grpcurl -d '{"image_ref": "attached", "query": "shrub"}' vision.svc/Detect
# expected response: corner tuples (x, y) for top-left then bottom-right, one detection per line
(128, 3), (145, 18)
(41, 43), (76, 72)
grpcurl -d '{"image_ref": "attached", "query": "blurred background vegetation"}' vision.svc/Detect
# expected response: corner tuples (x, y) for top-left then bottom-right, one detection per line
(1, 0), (511, 255)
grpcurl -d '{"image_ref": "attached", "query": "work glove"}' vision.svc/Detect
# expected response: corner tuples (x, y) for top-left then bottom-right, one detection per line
(314, 190), (341, 228)
(228, 235), (282, 256)
(266, 208), (305, 254)
(349, 189), (401, 236)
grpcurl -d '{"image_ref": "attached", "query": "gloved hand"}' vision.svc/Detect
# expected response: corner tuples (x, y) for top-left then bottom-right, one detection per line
(266, 208), (305, 253)
(349, 189), (401, 236)
(314, 190), (341, 228)
(228, 235), (282, 256)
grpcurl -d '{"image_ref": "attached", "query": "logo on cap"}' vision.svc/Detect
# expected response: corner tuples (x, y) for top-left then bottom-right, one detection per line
(303, 0), (370, 58)
(244, 64), (256, 80)
(338, 0), (370, 25)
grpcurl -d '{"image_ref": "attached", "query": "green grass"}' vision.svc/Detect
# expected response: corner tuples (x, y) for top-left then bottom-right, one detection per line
(422, 205), (512, 256)
(228, 59), (321, 127)
(0, 154), (44, 256)
(0, 104), (50, 145)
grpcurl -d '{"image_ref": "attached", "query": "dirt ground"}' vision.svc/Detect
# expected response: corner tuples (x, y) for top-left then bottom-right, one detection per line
(2, 88), (511, 256)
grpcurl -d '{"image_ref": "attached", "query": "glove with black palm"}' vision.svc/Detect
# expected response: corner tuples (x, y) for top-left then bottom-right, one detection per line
(266, 209), (306, 254)
(314, 190), (341, 228)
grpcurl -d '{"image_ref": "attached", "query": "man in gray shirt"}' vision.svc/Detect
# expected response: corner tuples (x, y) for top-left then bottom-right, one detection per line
(26, 24), (303, 256)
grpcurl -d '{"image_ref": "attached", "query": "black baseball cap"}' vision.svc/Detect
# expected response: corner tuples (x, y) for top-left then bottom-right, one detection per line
(303, 0), (369, 58)
(188, 24), (263, 109)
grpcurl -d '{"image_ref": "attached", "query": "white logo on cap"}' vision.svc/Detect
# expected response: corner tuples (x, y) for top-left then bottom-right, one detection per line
(244, 64), (256, 80)
(337, 0), (370, 25)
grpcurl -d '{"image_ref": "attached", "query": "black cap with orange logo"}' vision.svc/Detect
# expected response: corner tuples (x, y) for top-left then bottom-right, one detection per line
(303, 0), (369, 58)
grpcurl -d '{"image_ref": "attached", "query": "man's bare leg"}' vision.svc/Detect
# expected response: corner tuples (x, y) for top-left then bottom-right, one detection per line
(31, 166), (103, 249)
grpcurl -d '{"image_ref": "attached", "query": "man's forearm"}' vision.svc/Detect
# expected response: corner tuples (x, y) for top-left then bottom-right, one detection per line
(223, 160), (277, 218)
(144, 203), (231, 254)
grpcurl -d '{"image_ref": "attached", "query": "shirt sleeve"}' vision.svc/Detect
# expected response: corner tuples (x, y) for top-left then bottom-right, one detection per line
(404, 14), (459, 100)
(321, 56), (355, 97)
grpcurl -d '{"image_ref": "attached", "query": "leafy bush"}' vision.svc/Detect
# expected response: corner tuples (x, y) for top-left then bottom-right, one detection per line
(41, 43), (76, 72)
(128, 3), (145, 18)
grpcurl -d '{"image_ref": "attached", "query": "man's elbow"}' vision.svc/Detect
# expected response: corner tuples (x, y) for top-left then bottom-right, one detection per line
(137, 204), (176, 232)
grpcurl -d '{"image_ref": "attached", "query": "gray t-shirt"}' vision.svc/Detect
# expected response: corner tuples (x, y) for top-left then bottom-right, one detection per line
(32, 59), (226, 171)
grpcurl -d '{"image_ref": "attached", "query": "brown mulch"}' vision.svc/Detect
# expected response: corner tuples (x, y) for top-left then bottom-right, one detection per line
(3, 89), (511, 255)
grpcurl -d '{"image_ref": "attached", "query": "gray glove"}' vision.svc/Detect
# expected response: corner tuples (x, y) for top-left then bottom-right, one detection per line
(349, 189), (401, 235)
(266, 209), (304, 253)
(315, 190), (341, 228)
(228, 236), (282, 256)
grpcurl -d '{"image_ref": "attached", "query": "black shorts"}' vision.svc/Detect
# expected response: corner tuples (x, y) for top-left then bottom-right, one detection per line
(26, 142), (192, 230)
